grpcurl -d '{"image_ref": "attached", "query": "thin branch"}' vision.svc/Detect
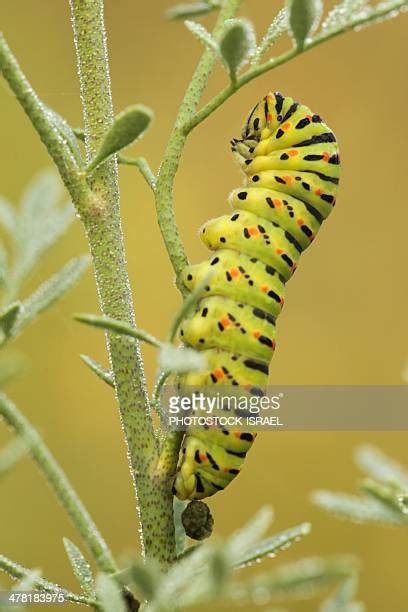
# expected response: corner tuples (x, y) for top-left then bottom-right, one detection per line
(181, 0), (408, 134)
(155, 0), (243, 294)
(0, 553), (97, 608)
(69, 0), (176, 569)
(80, 354), (114, 388)
(151, 370), (171, 417)
(75, 313), (162, 347)
(118, 154), (156, 191)
(0, 33), (91, 211)
(0, 393), (117, 574)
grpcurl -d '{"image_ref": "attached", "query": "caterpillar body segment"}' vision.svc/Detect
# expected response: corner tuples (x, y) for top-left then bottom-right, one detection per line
(174, 92), (340, 500)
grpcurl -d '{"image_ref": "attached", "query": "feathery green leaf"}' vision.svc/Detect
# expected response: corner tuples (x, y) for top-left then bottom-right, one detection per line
(118, 560), (161, 601)
(311, 490), (407, 525)
(165, 2), (219, 20)
(252, 8), (289, 65)
(80, 354), (114, 388)
(226, 506), (274, 562)
(14, 569), (42, 591)
(87, 105), (153, 172)
(95, 573), (127, 612)
(361, 478), (408, 516)
(354, 445), (408, 487)
(234, 522), (311, 568)
(63, 538), (96, 598)
(321, 1), (371, 34)
(319, 573), (363, 612)
(0, 553), (91, 605)
(46, 108), (84, 167)
(10, 255), (90, 340)
(184, 20), (219, 52)
(75, 313), (161, 347)
(219, 18), (256, 78)
(228, 556), (358, 606)
(287, 0), (323, 49)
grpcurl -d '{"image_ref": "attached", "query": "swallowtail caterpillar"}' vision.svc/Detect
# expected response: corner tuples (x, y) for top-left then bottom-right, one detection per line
(173, 92), (340, 500)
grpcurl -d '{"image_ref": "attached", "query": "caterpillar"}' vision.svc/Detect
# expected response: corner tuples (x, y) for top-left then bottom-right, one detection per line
(173, 92), (340, 500)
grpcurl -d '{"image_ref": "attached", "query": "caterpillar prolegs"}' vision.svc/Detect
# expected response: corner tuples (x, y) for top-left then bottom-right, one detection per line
(173, 92), (340, 500)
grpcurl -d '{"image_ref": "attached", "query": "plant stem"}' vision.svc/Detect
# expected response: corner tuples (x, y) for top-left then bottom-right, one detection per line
(0, 34), (90, 211)
(69, 0), (176, 569)
(118, 155), (156, 191)
(155, 0), (243, 294)
(0, 393), (116, 574)
(182, 0), (408, 134)
(0, 553), (97, 607)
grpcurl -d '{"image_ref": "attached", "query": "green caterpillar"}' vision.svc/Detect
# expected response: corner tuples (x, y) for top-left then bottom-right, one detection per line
(173, 92), (340, 500)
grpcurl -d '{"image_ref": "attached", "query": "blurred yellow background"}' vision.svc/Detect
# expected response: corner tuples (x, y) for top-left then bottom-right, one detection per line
(0, 1), (407, 610)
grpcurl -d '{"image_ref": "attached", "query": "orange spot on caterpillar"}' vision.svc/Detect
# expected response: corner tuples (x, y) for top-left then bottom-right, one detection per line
(273, 198), (283, 208)
(230, 267), (240, 278)
(322, 151), (330, 162)
(200, 452), (207, 462)
(276, 248), (283, 255)
(282, 122), (291, 131)
(220, 317), (231, 328)
(234, 432), (242, 439)
(272, 340), (277, 349)
(260, 285), (269, 293)
(315, 188), (322, 196)
(248, 226), (260, 237)
(283, 175), (294, 184)
(267, 113), (273, 122)
(306, 115), (312, 121)
(280, 297), (285, 305)
(213, 368), (224, 380)
(223, 467), (230, 473)
(297, 218), (305, 226)
(253, 330), (261, 339)
(288, 150), (298, 157)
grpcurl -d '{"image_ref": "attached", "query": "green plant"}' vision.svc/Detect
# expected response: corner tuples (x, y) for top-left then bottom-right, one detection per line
(0, 0), (406, 610)
(312, 445), (408, 526)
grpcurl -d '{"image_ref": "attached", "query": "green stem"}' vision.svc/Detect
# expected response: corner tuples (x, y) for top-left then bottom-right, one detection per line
(155, 0), (243, 294)
(118, 154), (156, 191)
(0, 393), (116, 574)
(0, 34), (90, 211)
(182, 0), (408, 134)
(0, 553), (97, 608)
(69, 0), (176, 569)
